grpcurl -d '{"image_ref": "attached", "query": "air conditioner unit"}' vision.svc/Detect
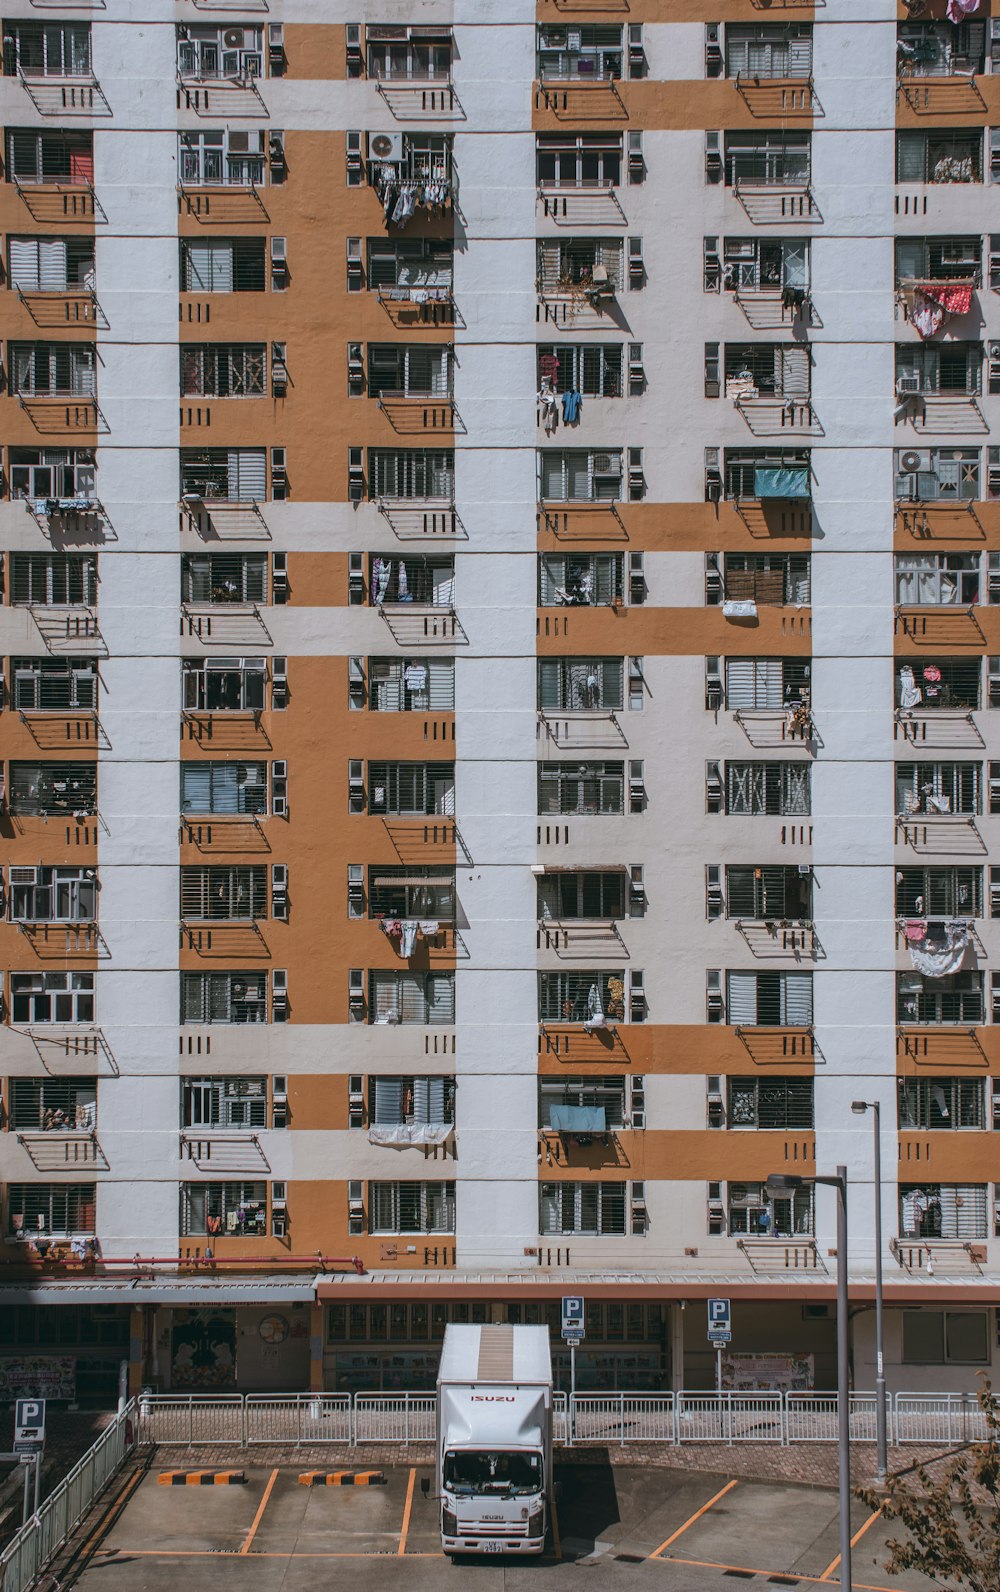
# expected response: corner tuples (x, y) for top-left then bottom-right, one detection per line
(896, 371), (923, 396)
(271, 1211), (287, 1238)
(729, 1184), (763, 1209)
(370, 132), (404, 162)
(899, 449), (929, 473)
(223, 28), (246, 49)
(9, 867), (38, 886)
(539, 29), (567, 48)
(272, 969), (288, 1022)
(227, 130), (263, 155)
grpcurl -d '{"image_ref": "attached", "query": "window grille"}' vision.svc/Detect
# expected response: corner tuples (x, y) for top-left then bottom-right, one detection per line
(9, 762), (95, 817)
(725, 971), (813, 1026)
(367, 761), (455, 817)
(369, 1181), (455, 1233)
(539, 1181), (626, 1235)
(180, 238), (266, 293)
(180, 761), (267, 816)
(727, 1077), (813, 1129)
(180, 866), (268, 921)
(8, 1184), (95, 1236)
(9, 1078), (96, 1130)
(181, 1181), (268, 1236)
(369, 971), (455, 1025)
(537, 761), (624, 816)
(899, 1183), (987, 1239)
(10, 553), (97, 606)
(181, 971), (268, 1024)
(182, 1077), (267, 1129)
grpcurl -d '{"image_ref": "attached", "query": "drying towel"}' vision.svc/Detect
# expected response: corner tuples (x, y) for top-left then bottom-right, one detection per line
(946, 0), (980, 21)
(907, 919), (969, 978)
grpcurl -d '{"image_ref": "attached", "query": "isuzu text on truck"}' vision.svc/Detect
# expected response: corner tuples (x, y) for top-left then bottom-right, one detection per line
(436, 1322), (553, 1556)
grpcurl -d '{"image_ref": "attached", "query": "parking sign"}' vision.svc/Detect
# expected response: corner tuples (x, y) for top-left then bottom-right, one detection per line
(707, 1299), (731, 1341)
(14, 1399), (45, 1454)
(562, 1296), (585, 1340)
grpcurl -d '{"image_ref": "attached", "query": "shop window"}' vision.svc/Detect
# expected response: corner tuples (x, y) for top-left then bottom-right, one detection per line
(901, 1309), (989, 1364)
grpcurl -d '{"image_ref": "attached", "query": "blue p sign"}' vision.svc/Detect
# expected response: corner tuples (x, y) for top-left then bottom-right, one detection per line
(707, 1298), (731, 1333)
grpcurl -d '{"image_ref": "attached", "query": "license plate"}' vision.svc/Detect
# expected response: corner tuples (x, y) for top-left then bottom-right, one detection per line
(481, 1542), (504, 1554)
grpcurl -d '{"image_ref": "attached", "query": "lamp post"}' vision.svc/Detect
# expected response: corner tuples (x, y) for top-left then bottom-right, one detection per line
(852, 1099), (887, 1487)
(767, 1169), (851, 1592)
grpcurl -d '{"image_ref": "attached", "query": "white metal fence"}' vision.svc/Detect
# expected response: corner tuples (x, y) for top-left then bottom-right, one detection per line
(0, 1399), (137, 1592)
(135, 1388), (986, 1448)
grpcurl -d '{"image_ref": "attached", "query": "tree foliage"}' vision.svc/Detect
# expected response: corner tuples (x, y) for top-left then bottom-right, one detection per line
(858, 1379), (1000, 1592)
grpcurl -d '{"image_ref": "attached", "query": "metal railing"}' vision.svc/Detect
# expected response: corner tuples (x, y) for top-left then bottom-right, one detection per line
(0, 1398), (137, 1592)
(134, 1388), (986, 1450)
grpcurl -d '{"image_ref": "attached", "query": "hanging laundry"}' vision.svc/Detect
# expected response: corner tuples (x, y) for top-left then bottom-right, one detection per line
(909, 281), (974, 340)
(561, 389), (582, 424)
(418, 920), (440, 939)
(946, 0), (980, 21)
(399, 920), (419, 957)
(898, 666), (922, 709)
(373, 557), (392, 605)
(538, 381), (558, 435)
(906, 919), (969, 978)
(539, 354), (560, 382)
(397, 560), (411, 601)
(404, 663), (427, 692)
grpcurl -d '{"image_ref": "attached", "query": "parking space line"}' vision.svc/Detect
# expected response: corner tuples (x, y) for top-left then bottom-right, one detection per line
(663, 1553), (901, 1592)
(819, 1505), (884, 1582)
(100, 1549), (445, 1560)
(648, 1478), (739, 1559)
(398, 1467), (417, 1556)
(238, 1467), (279, 1556)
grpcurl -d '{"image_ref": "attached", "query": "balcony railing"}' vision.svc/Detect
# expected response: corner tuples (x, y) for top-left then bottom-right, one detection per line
(176, 70), (265, 117)
(534, 79), (627, 119)
(17, 394), (107, 434)
(376, 81), (464, 120)
(181, 602), (272, 647)
(13, 177), (104, 223)
(14, 68), (110, 117)
(733, 182), (820, 226)
(375, 392), (463, 435)
(735, 394), (821, 437)
(735, 72), (817, 116)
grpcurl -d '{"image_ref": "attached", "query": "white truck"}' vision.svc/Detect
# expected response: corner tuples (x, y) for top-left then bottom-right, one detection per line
(436, 1322), (553, 1556)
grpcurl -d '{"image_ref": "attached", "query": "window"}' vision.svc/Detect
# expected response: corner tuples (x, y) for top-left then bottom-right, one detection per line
(896, 130), (982, 184)
(179, 130), (265, 188)
(366, 133), (453, 184)
(369, 1181), (455, 1234)
(898, 1077), (985, 1131)
(9, 867), (97, 923)
(539, 1181), (626, 1235)
(724, 133), (810, 187)
(724, 658), (810, 710)
(537, 658), (624, 712)
(539, 553), (623, 606)
(180, 1182), (268, 1236)
(894, 447), (979, 502)
(536, 345), (622, 398)
(8, 1185), (95, 1237)
(895, 237), (981, 286)
(537, 24), (622, 80)
(8, 763), (96, 817)
(536, 133), (623, 188)
(724, 343), (809, 400)
(181, 554), (267, 605)
(180, 448), (266, 502)
(9, 342), (95, 397)
(181, 972), (268, 1024)
(368, 449), (454, 501)
(369, 1077), (455, 1126)
(6, 129), (93, 184)
(180, 761), (267, 816)
(182, 657), (266, 712)
(180, 866), (267, 921)
(182, 1077), (267, 1129)
(10, 972), (94, 1025)
(901, 1309), (989, 1364)
(725, 971), (813, 1026)
(8, 236), (94, 292)
(539, 971), (627, 1024)
(369, 556), (454, 606)
(367, 657), (455, 712)
(9, 450), (94, 503)
(181, 345), (266, 398)
(725, 866), (812, 921)
(727, 1180), (814, 1237)
(899, 1183), (987, 1239)
(538, 871), (625, 921)
(896, 762), (981, 817)
(8, 1078), (96, 1131)
(727, 1077), (814, 1129)
(896, 343), (981, 396)
(180, 238), (266, 293)
(539, 450), (622, 502)
(369, 971), (455, 1025)
(897, 658), (980, 711)
(368, 867), (456, 920)
(10, 553), (96, 606)
(367, 28), (452, 81)
(177, 24), (264, 81)
(724, 448), (810, 501)
(894, 553), (980, 606)
(723, 238), (809, 292)
(536, 239), (624, 293)
(5, 23), (91, 77)
(538, 761), (624, 816)
(719, 554), (810, 606)
(12, 657), (96, 712)
(725, 24), (811, 79)
(367, 345), (452, 397)
(896, 971), (983, 1024)
(897, 22), (985, 77)
(367, 239), (454, 289)
(896, 867), (982, 918)
(367, 761), (455, 816)
(539, 1077), (626, 1129)
(725, 762), (811, 816)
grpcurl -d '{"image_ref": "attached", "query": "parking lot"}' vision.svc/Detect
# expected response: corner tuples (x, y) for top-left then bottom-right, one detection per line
(62, 1460), (944, 1591)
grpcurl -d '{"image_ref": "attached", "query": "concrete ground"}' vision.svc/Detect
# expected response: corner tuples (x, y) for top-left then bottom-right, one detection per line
(57, 1459), (946, 1592)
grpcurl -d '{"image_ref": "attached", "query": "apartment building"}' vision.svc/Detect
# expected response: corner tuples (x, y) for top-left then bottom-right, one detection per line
(0, 0), (999, 1403)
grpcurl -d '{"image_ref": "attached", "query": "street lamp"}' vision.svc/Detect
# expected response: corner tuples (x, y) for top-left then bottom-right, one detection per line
(767, 1168), (851, 1592)
(852, 1099), (887, 1487)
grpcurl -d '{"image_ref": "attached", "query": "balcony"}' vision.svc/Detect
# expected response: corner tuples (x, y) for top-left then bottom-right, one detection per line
(894, 382), (987, 436)
(890, 1237), (985, 1273)
(895, 814), (985, 857)
(894, 604), (984, 647)
(180, 1133), (271, 1172)
(180, 813), (271, 854)
(12, 68), (110, 118)
(733, 704), (815, 749)
(735, 395), (821, 437)
(897, 71), (985, 117)
(537, 709), (628, 751)
(894, 709), (984, 750)
(28, 604), (104, 655)
(737, 1238), (822, 1273)
(15, 285), (106, 331)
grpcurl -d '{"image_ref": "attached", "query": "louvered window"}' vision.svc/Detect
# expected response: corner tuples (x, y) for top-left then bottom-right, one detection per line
(180, 761), (267, 816)
(538, 553), (623, 606)
(8, 237), (94, 292)
(368, 658), (455, 712)
(368, 761), (455, 816)
(180, 866), (267, 921)
(180, 448), (266, 502)
(181, 972), (268, 1024)
(8, 1185), (95, 1236)
(899, 1183), (987, 1240)
(12, 657), (96, 712)
(181, 1182), (267, 1236)
(182, 1078), (267, 1129)
(725, 762), (810, 816)
(537, 761), (624, 815)
(539, 1181), (626, 1235)
(538, 658), (624, 711)
(725, 971), (813, 1026)
(370, 1077), (454, 1126)
(724, 658), (810, 710)
(369, 972), (455, 1025)
(540, 449), (622, 502)
(369, 1181), (455, 1233)
(10, 553), (96, 606)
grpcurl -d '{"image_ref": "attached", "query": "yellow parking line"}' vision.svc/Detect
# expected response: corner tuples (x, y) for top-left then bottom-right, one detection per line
(239, 1468), (279, 1556)
(398, 1467), (417, 1556)
(663, 1553), (900, 1592)
(820, 1505), (884, 1582)
(649, 1478), (739, 1559)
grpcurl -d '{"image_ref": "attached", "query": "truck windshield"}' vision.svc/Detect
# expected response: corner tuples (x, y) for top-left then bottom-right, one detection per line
(443, 1450), (542, 1496)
